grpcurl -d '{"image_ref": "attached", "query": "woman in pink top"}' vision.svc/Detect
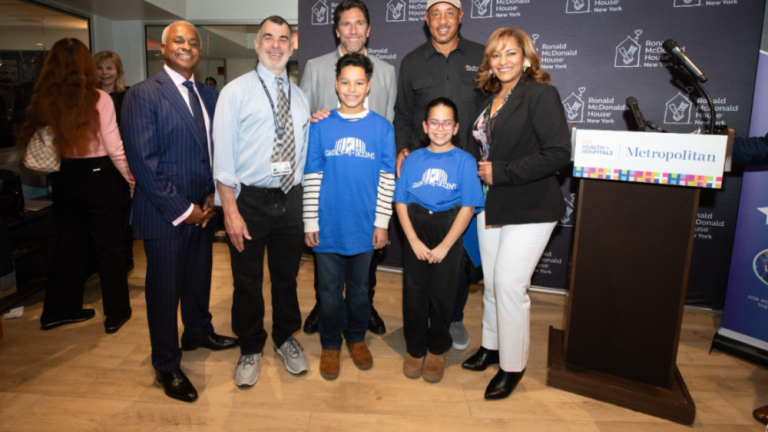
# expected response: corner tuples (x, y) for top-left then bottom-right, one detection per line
(17, 38), (135, 333)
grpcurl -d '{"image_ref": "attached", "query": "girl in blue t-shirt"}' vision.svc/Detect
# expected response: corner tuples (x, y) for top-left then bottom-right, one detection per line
(393, 97), (484, 383)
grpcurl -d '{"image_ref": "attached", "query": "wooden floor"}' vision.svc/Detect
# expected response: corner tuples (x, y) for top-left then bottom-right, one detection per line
(0, 241), (765, 431)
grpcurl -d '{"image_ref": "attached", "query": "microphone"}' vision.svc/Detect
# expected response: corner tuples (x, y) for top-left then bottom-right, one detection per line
(662, 39), (707, 83)
(626, 97), (646, 132)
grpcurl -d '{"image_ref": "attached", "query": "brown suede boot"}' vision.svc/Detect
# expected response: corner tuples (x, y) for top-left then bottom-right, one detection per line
(403, 354), (424, 379)
(423, 352), (446, 383)
(346, 341), (373, 370)
(320, 349), (340, 380)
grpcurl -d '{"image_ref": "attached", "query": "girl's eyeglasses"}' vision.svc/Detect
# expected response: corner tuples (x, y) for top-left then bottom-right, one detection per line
(427, 120), (455, 130)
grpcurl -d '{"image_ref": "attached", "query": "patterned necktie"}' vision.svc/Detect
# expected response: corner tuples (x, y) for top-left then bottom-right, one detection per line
(181, 81), (208, 149)
(271, 77), (296, 194)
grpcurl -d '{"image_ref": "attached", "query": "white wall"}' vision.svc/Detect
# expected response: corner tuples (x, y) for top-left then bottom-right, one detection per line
(92, 15), (115, 53)
(111, 20), (147, 86)
(186, 0), (298, 23)
(226, 57), (256, 83)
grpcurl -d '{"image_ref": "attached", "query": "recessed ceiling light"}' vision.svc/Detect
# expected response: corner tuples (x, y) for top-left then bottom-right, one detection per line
(36, 43), (43, 46)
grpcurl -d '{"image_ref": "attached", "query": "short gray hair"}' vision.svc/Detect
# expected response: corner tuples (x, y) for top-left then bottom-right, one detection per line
(161, 20), (200, 46)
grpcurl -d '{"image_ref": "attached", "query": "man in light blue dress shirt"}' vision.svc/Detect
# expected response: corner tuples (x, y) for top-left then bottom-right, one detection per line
(213, 16), (311, 388)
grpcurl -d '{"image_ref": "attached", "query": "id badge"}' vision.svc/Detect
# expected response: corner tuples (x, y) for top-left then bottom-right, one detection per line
(271, 161), (292, 177)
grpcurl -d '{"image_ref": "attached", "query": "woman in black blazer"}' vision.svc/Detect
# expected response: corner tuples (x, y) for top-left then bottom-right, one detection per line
(460, 28), (571, 400)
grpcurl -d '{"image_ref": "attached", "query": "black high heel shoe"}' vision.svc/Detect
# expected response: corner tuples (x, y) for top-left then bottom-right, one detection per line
(484, 368), (525, 400)
(461, 347), (499, 371)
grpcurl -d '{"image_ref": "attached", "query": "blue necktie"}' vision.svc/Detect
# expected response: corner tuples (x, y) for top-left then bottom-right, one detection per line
(182, 81), (208, 148)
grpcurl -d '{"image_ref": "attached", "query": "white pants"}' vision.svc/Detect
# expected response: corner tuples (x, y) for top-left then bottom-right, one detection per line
(477, 211), (557, 372)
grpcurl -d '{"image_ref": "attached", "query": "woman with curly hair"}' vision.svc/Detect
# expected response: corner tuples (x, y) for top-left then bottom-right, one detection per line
(460, 28), (571, 399)
(18, 38), (135, 333)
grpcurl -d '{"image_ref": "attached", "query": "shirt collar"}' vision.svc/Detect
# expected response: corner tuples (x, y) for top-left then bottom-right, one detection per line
(256, 63), (290, 87)
(336, 45), (368, 59)
(164, 64), (196, 88)
(424, 36), (467, 59)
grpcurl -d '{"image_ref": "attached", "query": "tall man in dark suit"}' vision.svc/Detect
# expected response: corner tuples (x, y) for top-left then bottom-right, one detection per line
(122, 20), (237, 403)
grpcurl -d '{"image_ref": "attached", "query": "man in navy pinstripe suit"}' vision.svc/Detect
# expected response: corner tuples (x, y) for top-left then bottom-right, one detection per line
(122, 21), (237, 403)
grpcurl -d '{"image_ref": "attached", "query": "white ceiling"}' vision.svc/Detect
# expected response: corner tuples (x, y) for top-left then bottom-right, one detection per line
(41, 0), (182, 21)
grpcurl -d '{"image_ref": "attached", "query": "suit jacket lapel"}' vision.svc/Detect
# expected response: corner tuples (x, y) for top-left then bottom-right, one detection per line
(195, 81), (216, 162)
(154, 69), (207, 153)
(489, 82), (527, 159)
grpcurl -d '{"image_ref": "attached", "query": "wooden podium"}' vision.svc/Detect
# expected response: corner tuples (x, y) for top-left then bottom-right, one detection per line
(545, 129), (730, 426)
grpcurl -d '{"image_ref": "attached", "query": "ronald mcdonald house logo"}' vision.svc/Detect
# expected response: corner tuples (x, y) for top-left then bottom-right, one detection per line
(386, 0), (407, 22)
(615, 30), (642, 68)
(472, 0), (493, 18)
(312, 0), (331, 25)
(566, 0), (590, 13)
(674, 0), (701, 6)
(664, 88), (694, 125)
(562, 88), (586, 123)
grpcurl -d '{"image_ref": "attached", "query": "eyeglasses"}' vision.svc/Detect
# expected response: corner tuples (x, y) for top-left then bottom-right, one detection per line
(427, 119), (455, 130)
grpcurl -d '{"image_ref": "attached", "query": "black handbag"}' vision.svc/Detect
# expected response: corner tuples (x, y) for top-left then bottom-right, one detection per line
(0, 169), (24, 221)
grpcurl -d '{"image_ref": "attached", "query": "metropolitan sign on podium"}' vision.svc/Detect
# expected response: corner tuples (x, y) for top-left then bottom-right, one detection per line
(572, 129), (728, 188)
(546, 129), (729, 426)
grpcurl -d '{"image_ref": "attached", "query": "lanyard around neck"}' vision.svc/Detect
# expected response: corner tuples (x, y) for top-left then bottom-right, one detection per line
(255, 68), (291, 142)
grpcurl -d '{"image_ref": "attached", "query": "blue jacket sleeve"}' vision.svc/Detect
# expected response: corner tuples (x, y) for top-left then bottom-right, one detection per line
(732, 133), (768, 165)
(122, 84), (193, 223)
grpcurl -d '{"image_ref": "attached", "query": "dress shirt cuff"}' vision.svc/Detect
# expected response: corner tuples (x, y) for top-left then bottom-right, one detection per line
(173, 204), (194, 226)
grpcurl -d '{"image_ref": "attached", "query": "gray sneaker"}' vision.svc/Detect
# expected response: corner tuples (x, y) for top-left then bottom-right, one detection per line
(450, 321), (470, 350)
(234, 353), (261, 387)
(275, 336), (309, 375)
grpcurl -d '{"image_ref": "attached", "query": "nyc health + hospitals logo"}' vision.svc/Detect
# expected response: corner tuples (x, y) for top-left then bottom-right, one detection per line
(386, 0), (407, 22)
(562, 87), (586, 123)
(566, 0), (590, 13)
(472, 0), (493, 18)
(614, 30), (643, 68)
(312, 0), (330, 25)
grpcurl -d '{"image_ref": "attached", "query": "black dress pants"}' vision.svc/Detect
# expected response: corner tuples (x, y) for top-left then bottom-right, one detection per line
(403, 203), (463, 358)
(42, 156), (130, 323)
(229, 185), (304, 356)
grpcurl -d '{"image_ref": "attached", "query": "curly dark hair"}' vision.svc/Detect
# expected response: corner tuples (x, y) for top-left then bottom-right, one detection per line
(420, 97), (460, 148)
(335, 52), (373, 81)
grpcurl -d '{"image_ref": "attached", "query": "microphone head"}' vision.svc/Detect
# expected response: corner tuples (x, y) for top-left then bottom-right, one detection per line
(662, 39), (678, 53)
(626, 96), (638, 106)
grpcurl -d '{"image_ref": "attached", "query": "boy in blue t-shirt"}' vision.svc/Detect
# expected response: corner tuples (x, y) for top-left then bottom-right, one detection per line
(393, 97), (484, 383)
(303, 53), (395, 380)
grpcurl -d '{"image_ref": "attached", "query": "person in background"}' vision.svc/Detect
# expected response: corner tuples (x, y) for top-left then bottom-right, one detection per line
(461, 27), (571, 400)
(300, 0), (397, 336)
(122, 21), (237, 403)
(94, 50), (134, 272)
(18, 38), (135, 334)
(205, 77), (217, 91)
(393, 0), (485, 351)
(394, 97), (483, 383)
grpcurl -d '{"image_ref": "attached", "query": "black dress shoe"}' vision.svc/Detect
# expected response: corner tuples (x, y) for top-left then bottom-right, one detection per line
(181, 333), (238, 351)
(40, 309), (95, 331)
(485, 368), (525, 400)
(462, 347), (499, 371)
(105, 309), (132, 334)
(368, 307), (386, 335)
(155, 368), (198, 402)
(303, 304), (320, 334)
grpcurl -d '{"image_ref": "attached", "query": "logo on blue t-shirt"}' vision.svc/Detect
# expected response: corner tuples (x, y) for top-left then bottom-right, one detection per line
(412, 168), (457, 191)
(325, 137), (376, 159)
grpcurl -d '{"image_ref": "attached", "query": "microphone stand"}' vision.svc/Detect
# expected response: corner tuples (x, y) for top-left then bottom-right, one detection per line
(670, 63), (717, 135)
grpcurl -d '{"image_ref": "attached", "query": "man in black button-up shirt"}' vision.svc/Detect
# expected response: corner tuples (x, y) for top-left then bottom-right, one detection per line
(393, 0), (485, 352)
(394, 0), (485, 175)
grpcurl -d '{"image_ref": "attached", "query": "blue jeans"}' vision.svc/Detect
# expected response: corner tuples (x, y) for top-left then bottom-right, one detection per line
(316, 251), (374, 350)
